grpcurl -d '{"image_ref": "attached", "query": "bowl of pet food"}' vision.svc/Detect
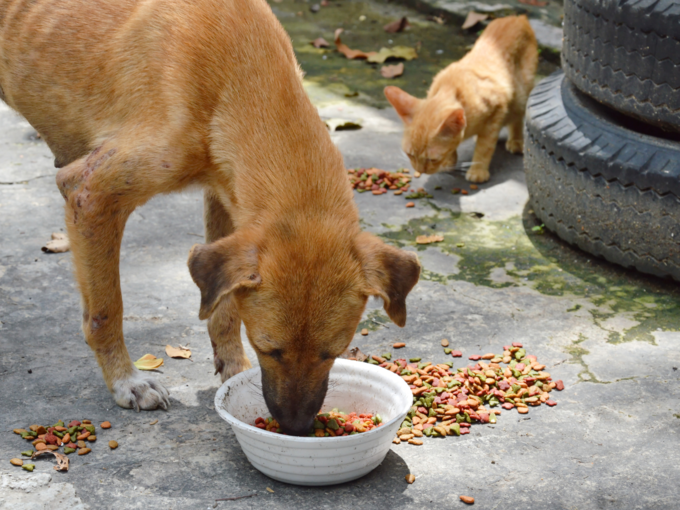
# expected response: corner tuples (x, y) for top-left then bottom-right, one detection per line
(214, 358), (412, 486)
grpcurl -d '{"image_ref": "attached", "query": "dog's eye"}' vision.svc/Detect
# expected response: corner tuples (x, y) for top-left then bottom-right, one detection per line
(265, 349), (283, 362)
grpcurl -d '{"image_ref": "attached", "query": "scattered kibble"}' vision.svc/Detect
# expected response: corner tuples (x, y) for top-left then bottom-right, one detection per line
(254, 409), (383, 437)
(461, 189), (469, 195)
(348, 168), (412, 195)
(441, 339), (449, 347)
(405, 202), (415, 208)
(10, 458), (23, 466)
(470, 184), (478, 190)
(360, 328), (369, 336)
(109, 441), (118, 449)
(150, 419), (158, 426)
(350, 344), (561, 445)
(405, 474), (416, 484)
(12, 418), (111, 472)
(22, 464), (35, 472)
(460, 495), (475, 504)
(393, 342), (406, 349)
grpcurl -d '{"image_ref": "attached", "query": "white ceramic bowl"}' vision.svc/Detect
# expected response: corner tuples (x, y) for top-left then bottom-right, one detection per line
(214, 358), (413, 486)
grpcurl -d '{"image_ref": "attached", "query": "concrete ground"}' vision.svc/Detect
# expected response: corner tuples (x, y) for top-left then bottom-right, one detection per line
(1, 1), (679, 509)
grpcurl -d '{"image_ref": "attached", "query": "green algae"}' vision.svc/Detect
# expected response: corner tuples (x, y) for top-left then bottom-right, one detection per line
(378, 206), (680, 345)
(270, 0), (558, 108)
(357, 309), (391, 333)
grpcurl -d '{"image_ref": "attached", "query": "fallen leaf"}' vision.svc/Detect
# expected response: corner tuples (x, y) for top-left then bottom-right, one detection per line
(427, 15), (445, 25)
(42, 232), (70, 253)
(324, 118), (363, 131)
(380, 62), (404, 78)
(311, 37), (329, 48)
(367, 46), (417, 64)
(334, 28), (377, 60)
(462, 11), (489, 30)
(133, 354), (164, 371)
(384, 17), (410, 33)
(340, 346), (368, 362)
(416, 234), (444, 245)
(32, 450), (69, 471)
(165, 344), (191, 359)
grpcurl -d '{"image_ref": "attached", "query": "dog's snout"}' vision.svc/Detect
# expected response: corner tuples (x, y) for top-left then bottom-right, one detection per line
(261, 371), (329, 436)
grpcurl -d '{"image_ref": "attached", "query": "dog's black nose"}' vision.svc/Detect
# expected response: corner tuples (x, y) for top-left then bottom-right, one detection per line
(277, 414), (316, 437)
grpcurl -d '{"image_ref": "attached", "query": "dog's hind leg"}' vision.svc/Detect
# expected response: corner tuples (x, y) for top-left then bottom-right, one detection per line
(56, 141), (170, 411)
(204, 190), (252, 382)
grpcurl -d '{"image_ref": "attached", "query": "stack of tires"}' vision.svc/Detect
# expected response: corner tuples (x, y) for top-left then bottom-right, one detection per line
(524, 0), (680, 281)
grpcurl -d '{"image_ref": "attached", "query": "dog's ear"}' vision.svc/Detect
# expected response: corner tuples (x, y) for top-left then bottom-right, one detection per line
(355, 232), (421, 327)
(187, 234), (260, 320)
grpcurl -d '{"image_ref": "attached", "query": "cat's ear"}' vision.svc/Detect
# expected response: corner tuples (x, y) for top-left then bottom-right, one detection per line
(438, 108), (466, 137)
(384, 86), (418, 125)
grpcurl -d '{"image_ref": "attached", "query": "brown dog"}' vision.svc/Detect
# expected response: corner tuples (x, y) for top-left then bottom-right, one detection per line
(0, 0), (420, 434)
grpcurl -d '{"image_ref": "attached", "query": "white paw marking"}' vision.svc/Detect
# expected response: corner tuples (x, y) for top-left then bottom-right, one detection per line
(112, 370), (170, 412)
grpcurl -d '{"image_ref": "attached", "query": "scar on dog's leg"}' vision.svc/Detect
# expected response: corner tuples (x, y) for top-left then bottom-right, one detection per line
(57, 145), (170, 411)
(204, 189), (252, 381)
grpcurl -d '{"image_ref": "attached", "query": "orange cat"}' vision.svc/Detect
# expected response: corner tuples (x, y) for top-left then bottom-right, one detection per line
(385, 16), (538, 183)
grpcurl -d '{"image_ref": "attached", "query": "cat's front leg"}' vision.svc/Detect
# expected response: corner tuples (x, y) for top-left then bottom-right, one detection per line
(466, 122), (503, 183)
(505, 116), (525, 154)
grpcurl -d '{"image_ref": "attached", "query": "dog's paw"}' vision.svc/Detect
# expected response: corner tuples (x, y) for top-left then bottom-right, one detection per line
(112, 371), (170, 412)
(505, 139), (524, 154)
(465, 165), (490, 183)
(215, 355), (252, 383)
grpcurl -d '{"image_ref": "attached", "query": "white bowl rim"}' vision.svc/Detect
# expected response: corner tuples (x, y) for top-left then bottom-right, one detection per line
(214, 358), (412, 443)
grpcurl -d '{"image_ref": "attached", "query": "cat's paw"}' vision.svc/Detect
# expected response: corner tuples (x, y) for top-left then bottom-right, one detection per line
(505, 139), (524, 154)
(465, 165), (490, 183)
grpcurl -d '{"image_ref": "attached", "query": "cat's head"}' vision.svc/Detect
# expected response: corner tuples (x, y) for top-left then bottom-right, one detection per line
(384, 86), (466, 175)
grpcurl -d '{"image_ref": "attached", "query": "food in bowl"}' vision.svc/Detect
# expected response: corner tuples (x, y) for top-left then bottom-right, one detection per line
(254, 409), (383, 437)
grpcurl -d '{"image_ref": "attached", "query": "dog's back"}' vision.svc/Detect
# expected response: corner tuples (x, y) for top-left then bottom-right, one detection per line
(0, 0), (303, 172)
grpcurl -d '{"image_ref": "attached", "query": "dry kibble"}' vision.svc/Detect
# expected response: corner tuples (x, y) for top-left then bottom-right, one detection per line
(393, 342), (406, 349)
(392, 437), (401, 444)
(87, 435), (97, 442)
(441, 339), (449, 347)
(81, 420), (92, 425)
(77, 448), (91, 456)
(360, 329), (368, 336)
(35, 443), (47, 451)
(460, 495), (475, 504)
(109, 440), (119, 449)
(405, 474), (416, 484)
(407, 438), (423, 445)
(405, 202), (415, 208)
(100, 421), (112, 429)
(10, 458), (23, 466)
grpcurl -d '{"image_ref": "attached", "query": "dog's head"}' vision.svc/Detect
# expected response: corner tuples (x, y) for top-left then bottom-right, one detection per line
(188, 226), (420, 436)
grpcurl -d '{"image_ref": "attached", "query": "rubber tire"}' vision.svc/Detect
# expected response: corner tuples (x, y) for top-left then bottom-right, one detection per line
(562, 0), (680, 132)
(524, 72), (680, 281)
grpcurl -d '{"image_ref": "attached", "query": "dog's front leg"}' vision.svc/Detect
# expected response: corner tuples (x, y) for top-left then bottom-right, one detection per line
(57, 144), (170, 411)
(203, 190), (251, 381)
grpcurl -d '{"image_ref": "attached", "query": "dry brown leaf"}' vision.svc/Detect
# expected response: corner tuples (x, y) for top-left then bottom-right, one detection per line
(334, 28), (377, 60)
(380, 62), (404, 78)
(32, 450), (69, 471)
(165, 344), (191, 359)
(133, 354), (164, 371)
(340, 346), (368, 362)
(311, 37), (329, 48)
(384, 17), (410, 33)
(42, 232), (70, 253)
(367, 46), (417, 64)
(416, 234), (444, 245)
(462, 11), (489, 30)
